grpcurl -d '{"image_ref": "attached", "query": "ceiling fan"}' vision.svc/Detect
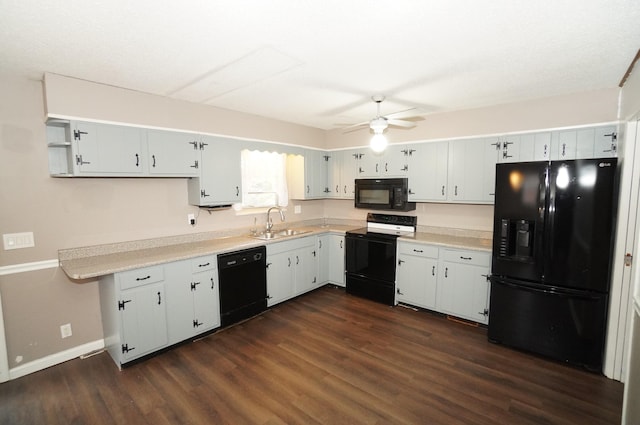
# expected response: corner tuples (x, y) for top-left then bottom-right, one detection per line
(342, 95), (422, 152)
(342, 95), (421, 134)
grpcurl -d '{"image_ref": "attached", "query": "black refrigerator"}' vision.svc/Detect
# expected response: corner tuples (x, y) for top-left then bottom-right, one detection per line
(488, 158), (618, 372)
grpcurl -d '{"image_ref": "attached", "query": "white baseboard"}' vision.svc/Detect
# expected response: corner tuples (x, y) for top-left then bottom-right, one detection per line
(8, 339), (105, 381)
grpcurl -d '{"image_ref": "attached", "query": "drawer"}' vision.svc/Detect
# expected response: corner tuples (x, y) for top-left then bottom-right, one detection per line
(398, 242), (439, 259)
(119, 265), (164, 290)
(191, 255), (217, 273)
(441, 249), (490, 266)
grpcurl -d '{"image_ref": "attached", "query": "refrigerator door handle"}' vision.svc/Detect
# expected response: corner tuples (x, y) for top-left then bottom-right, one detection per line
(491, 277), (604, 300)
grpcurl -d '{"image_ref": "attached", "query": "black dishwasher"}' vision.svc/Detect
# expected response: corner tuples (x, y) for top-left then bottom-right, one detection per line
(217, 246), (267, 327)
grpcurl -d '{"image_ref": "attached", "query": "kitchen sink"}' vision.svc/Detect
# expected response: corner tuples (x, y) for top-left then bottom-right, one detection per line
(251, 228), (311, 240)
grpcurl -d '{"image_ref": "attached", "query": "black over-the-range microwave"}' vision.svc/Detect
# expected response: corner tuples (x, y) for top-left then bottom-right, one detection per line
(354, 178), (416, 211)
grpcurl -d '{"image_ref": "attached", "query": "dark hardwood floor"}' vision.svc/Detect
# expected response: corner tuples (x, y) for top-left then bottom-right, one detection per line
(0, 286), (623, 424)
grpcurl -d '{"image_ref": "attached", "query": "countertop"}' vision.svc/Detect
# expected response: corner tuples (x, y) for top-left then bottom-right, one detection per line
(58, 223), (492, 280)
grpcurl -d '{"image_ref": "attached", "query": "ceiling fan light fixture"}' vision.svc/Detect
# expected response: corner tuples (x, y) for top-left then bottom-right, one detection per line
(370, 132), (388, 153)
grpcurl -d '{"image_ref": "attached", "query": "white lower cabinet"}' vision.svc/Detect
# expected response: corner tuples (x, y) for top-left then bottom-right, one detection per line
(165, 255), (220, 345)
(318, 234), (345, 286)
(266, 236), (319, 306)
(99, 265), (169, 366)
(436, 249), (491, 325)
(99, 256), (221, 367)
(396, 242), (439, 309)
(395, 242), (491, 324)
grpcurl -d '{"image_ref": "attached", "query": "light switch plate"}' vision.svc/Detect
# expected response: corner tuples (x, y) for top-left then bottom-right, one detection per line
(3, 232), (35, 250)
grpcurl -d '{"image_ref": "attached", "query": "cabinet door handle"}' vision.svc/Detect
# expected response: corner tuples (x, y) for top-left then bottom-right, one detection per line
(296, 255), (299, 265)
(319, 240), (322, 249)
(344, 185), (347, 194)
(454, 186), (458, 196)
(306, 185), (310, 194)
(336, 185), (339, 193)
(210, 277), (214, 289)
(236, 186), (239, 197)
(376, 164), (379, 173)
(152, 155), (156, 168)
(432, 266), (435, 276)
(157, 292), (162, 305)
(288, 258), (291, 267)
(445, 267), (448, 278)
(312, 250), (316, 257)
(340, 240), (343, 249)
(441, 185), (445, 196)
(135, 153), (139, 167)
(385, 163), (388, 172)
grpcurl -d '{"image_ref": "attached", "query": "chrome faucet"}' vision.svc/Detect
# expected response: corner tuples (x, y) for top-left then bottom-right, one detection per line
(266, 206), (285, 231)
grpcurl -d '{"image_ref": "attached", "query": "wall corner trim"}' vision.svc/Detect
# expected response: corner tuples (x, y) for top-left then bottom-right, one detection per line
(7, 339), (105, 381)
(0, 259), (59, 276)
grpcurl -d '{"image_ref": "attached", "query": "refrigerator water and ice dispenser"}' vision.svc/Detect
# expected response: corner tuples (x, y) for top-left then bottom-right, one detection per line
(498, 218), (535, 259)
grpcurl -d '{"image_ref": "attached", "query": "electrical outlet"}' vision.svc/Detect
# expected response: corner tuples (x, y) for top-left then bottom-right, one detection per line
(188, 213), (196, 226)
(60, 323), (72, 339)
(294, 205), (301, 214)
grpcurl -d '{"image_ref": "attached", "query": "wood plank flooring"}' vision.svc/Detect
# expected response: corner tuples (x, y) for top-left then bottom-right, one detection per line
(0, 286), (623, 424)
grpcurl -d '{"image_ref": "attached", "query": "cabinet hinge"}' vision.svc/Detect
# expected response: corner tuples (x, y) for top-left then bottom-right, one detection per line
(121, 343), (135, 354)
(199, 141), (208, 150)
(478, 308), (489, 317)
(193, 319), (202, 328)
(189, 141), (198, 150)
(118, 299), (131, 310)
(191, 160), (199, 169)
(625, 253), (633, 267)
(324, 155), (330, 161)
(73, 129), (88, 140)
(200, 189), (210, 198)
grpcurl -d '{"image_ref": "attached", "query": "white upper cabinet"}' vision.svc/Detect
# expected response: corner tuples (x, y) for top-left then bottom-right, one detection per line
(146, 130), (200, 176)
(288, 150), (329, 200)
(70, 121), (146, 175)
(594, 126), (618, 157)
(326, 150), (343, 199)
(448, 138), (496, 204)
(553, 130), (578, 160)
(406, 141), (448, 202)
(188, 136), (242, 207)
(356, 146), (408, 178)
(533, 132), (552, 161)
(497, 134), (535, 163)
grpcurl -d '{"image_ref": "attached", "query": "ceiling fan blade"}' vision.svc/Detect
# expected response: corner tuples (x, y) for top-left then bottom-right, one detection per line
(342, 121), (369, 130)
(387, 119), (416, 128)
(385, 107), (420, 120)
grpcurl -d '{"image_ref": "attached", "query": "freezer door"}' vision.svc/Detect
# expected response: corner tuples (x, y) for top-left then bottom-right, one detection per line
(544, 159), (617, 292)
(488, 277), (608, 372)
(492, 161), (547, 282)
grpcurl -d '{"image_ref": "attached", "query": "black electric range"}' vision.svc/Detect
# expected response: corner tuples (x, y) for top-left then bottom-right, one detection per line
(345, 213), (417, 305)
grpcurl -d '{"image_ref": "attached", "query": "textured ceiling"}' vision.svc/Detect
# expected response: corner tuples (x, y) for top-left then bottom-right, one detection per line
(1, 0), (639, 130)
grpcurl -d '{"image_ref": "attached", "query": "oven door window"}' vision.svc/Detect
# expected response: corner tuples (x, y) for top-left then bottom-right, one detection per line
(346, 236), (396, 282)
(359, 188), (391, 205)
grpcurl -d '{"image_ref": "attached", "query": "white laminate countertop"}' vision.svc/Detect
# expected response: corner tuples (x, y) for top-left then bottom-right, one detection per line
(58, 223), (493, 280)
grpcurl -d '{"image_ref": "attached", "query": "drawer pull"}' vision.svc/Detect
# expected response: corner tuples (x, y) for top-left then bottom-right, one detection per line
(198, 262), (210, 268)
(135, 275), (151, 281)
(460, 256), (472, 260)
(413, 249), (423, 253)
